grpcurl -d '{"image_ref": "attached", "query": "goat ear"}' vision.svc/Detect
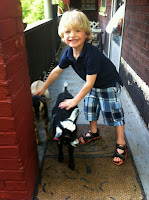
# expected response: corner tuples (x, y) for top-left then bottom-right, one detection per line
(54, 127), (63, 138)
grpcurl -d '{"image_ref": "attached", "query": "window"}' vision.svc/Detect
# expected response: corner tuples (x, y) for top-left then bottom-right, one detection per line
(99, 0), (107, 16)
(81, 0), (96, 11)
(101, 0), (106, 7)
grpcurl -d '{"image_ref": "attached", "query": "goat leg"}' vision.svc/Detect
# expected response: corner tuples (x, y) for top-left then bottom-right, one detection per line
(43, 118), (49, 140)
(57, 141), (64, 163)
(34, 121), (41, 145)
(68, 144), (74, 170)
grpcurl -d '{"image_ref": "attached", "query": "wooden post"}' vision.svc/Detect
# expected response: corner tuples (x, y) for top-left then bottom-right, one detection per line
(44, 0), (53, 19)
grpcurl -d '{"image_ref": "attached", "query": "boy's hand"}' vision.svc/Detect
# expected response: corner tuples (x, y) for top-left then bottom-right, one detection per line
(59, 99), (77, 110)
(33, 88), (45, 96)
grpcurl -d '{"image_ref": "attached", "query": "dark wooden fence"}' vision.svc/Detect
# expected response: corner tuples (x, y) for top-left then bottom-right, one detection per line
(24, 17), (61, 83)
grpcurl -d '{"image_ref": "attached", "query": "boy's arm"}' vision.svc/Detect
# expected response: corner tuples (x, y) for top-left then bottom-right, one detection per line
(59, 74), (97, 110)
(34, 66), (64, 96)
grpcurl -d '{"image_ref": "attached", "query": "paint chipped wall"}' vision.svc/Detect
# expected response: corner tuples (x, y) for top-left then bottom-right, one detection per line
(120, 0), (149, 129)
(120, 58), (149, 129)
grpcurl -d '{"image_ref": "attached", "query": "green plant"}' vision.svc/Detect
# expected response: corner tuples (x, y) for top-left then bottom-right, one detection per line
(52, 0), (70, 14)
(64, 2), (70, 11)
(20, 0), (44, 24)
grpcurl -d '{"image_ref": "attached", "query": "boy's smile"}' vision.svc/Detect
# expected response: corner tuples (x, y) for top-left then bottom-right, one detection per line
(63, 28), (87, 53)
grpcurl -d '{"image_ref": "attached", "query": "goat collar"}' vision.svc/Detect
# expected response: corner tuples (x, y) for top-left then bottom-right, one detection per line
(63, 119), (74, 123)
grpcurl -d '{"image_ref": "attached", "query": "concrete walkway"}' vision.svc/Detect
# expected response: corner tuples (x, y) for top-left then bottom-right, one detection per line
(38, 44), (149, 199)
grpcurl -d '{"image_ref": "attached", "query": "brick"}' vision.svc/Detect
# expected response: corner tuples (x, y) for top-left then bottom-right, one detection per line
(145, 41), (149, 50)
(0, 170), (24, 181)
(124, 29), (147, 47)
(0, 181), (5, 190)
(126, 6), (149, 14)
(125, 38), (149, 59)
(1, 35), (25, 62)
(0, 64), (7, 81)
(11, 86), (31, 119)
(0, 146), (20, 159)
(15, 104), (35, 140)
(133, 28), (149, 41)
(0, 159), (22, 170)
(7, 67), (29, 98)
(5, 181), (27, 191)
(0, 191), (28, 200)
(0, 44), (4, 65)
(5, 51), (27, 79)
(14, 100), (34, 131)
(125, 18), (148, 32)
(0, 0), (22, 19)
(126, 0), (149, 6)
(16, 17), (24, 33)
(0, 19), (18, 41)
(126, 12), (149, 23)
(0, 101), (13, 117)
(0, 81), (10, 101)
(124, 36), (149, 59)
(0, 132), (16, 145)
(122, 43), (149, 83)
(0, 117), (15, 132)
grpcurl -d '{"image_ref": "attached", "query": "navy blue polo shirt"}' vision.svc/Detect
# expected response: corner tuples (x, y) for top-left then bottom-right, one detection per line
(59, 42), (123, 89)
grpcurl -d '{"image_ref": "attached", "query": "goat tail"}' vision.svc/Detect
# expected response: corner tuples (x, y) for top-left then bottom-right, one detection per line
(64, 82), (68, 91)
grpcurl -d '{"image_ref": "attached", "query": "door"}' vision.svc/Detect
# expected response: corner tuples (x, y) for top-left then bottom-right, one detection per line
(108, 0), (125, 72)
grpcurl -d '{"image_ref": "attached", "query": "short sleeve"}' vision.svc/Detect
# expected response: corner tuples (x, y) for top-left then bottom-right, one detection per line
(59, 49), (72, 69)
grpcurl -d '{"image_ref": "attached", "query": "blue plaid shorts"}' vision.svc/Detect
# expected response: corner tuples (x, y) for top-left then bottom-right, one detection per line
(84, 83), (125, 126)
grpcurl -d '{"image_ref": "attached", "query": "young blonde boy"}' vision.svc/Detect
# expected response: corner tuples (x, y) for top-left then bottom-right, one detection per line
(35, 9), (128, 165)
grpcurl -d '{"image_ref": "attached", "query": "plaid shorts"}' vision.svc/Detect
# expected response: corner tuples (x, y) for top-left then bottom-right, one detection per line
(84, 83), (125, 126)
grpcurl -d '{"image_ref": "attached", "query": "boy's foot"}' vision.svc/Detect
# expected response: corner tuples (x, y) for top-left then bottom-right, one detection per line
(79, 129), (101, 144)
(112, 144), (128, 165)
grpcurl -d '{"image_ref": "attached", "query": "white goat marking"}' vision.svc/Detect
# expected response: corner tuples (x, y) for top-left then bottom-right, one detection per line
(55, 126), (63, 138)
(71, 139), (79, 147)
(68, 108), (79, 122)
(60, 121), (76, 132)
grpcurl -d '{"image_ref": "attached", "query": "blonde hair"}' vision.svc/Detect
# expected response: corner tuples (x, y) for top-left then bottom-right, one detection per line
(58, 9), (93, 42)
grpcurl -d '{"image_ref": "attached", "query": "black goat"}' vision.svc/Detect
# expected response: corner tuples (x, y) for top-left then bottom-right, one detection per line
(52, 83), (79, 170)
(31, 80), (50, 144)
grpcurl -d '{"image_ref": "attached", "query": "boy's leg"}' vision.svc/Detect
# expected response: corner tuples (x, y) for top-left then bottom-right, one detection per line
(114, 124), (126, 162)
(79, 120), (100, 144)
(98, 85), (127, 165)
(80, 121), (98, 139)
(90, 120), (98, 133)
(79, 89), (101, 144)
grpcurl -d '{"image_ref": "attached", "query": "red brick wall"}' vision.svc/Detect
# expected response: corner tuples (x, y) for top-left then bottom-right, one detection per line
(0, 0), (39, 199)
(98, 0), (112, 54)
(122, 0), (149, 86)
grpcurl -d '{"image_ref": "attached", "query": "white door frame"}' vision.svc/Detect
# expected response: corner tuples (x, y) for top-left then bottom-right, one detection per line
(107, 0), (126, 71)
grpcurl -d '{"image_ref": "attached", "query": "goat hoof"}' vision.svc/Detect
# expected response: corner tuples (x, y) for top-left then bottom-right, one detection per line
(36, 138), (41, 145)
(69, 163), (75, 170)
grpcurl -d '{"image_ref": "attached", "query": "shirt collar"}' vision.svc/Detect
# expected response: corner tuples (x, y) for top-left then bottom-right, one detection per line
(67, 41), (87, 59)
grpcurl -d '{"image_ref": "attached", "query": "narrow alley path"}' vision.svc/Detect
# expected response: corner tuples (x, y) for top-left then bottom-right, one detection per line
(34, 44), (149, 200)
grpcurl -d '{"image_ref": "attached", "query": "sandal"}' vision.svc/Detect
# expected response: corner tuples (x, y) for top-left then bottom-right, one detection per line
(78, 129), (101, 144)
(112, 144), (128, 165)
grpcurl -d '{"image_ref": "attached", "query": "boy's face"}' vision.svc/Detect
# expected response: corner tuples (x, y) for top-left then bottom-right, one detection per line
(63, 27), (87, 50)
